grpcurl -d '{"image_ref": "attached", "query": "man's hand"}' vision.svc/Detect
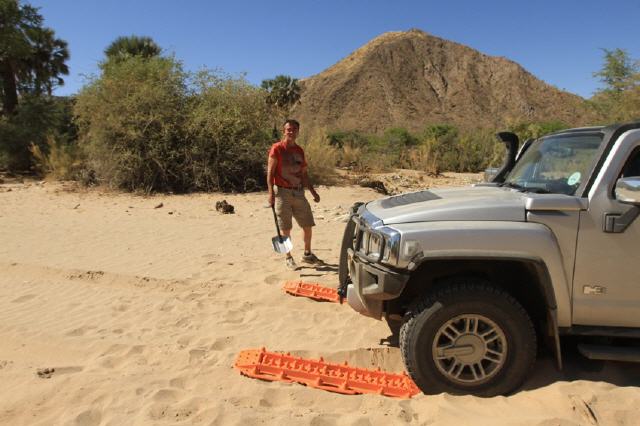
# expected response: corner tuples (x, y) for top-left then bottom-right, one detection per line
(268, 192), (275, 207)
(312, 191), (320, 203)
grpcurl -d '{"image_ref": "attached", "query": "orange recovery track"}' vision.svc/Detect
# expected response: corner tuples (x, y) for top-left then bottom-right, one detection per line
(234, 348), (420, 398)
(282, 280), (341, 303)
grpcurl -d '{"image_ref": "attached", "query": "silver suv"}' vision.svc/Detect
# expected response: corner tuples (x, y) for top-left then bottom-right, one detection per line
(338, 122), (640, 396)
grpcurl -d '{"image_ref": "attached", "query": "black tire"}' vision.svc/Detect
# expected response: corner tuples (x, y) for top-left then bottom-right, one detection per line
(338, 214), (357, 289)
(400, 278), (536, 397)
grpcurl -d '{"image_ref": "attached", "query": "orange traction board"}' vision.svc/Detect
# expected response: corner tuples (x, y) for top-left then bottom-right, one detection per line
(282, 280), (340, 303)
(234, 348), (420, 398)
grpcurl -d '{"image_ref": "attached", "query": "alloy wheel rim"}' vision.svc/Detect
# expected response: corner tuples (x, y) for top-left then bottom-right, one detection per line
(432, 314), (507, 385)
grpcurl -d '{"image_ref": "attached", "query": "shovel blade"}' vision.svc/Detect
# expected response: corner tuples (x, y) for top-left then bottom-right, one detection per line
(272, 235), (293, 254)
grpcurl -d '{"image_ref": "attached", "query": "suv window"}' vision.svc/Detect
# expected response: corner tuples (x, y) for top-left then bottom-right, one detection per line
(620, 147), (640, 178)
(504, 133), (604, 195)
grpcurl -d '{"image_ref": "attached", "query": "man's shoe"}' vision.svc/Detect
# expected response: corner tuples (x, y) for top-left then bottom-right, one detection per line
(285, 257), (298, 270)
(301, 252), (322, 265)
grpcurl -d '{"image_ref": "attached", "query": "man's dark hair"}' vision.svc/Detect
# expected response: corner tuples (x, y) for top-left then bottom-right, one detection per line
(283, 119), (300, 130)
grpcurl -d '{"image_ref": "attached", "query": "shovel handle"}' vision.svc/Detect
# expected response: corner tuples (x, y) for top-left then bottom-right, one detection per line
(271, 205), (283, 243)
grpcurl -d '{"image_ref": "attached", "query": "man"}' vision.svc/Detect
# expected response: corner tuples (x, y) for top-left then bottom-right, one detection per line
(267, 119), (321, 270)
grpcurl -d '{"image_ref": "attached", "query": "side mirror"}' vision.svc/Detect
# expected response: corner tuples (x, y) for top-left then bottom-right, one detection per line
(615, 177), (640, 205)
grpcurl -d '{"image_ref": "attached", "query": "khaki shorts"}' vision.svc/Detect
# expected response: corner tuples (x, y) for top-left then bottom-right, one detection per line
(275, 186), (315, 230)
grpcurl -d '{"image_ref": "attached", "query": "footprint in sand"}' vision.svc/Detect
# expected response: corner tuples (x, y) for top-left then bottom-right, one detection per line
(113, 303), (130, 312)
(188, 349), (207, 365)
(175, 317), (191, 328)
(169, 376), (188, 389)
(11, 294), (36, 303)
(74, 409), (102, 426)
(263, 274), (281, 286)
(66, 325), (96, 337)
(210, 336), (234, 351)
(127, 345), (146, 356)
(153, 388), (181, 402)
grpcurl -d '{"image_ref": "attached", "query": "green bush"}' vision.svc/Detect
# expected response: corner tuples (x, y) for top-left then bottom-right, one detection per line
(383, 127), (419, 148)
(328, 124), (507, 175)
(327, 130), (370, 149)
(75, 56), (189, 192)
(186, 71), (273, 192)
(507, 121), (568, 142)
(75, 58), (275, 193)
(0, 95), (73, 171)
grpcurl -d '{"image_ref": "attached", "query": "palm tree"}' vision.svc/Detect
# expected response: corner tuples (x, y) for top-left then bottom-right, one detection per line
(261, 74), (301, 118)
(21, 28), (69, 96)
(0, 0), (69, 114)
(104, 35), (161, 63)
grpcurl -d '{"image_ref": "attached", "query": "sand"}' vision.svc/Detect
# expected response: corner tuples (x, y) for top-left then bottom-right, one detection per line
(1, 176), (639, 425)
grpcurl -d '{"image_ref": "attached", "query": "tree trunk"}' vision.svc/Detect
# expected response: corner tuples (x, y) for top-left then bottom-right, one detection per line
(0, 61), (19, 115)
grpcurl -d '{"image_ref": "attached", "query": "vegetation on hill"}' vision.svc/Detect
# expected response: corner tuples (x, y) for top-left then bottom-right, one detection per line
(589, 48), (640, 122)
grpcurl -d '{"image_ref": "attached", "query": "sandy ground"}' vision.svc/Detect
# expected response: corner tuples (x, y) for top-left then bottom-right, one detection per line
(1, 174), (640, 425)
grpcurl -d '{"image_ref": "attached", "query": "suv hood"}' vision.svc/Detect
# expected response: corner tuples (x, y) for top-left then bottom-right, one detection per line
(366, 186), (527, 224)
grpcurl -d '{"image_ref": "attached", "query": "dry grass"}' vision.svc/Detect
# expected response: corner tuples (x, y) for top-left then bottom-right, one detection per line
(29, 136), (84, 180)
(300, 128), (339, 185)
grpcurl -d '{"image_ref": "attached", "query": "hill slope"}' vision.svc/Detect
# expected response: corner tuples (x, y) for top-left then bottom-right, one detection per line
(293, 30), (595, 133)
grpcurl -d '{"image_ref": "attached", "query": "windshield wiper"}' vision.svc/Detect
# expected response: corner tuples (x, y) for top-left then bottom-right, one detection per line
(500, 182), (525, 191)
(501, 182), (553, 194)
(524, 187), (552, 194)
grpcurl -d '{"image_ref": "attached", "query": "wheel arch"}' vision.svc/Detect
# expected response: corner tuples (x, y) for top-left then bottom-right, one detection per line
(388, 256), (563, 370)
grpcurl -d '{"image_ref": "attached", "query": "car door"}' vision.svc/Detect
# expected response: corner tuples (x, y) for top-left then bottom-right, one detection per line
(572, 133), (640, 327)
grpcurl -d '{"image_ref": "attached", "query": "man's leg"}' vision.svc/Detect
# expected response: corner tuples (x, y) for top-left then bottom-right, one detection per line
(282, 228), (293, 259)
(275, 188), (295, 268)
(301, 226), (322, 264)
(302, 226), (312, 254)
(281, 227), (297, 270)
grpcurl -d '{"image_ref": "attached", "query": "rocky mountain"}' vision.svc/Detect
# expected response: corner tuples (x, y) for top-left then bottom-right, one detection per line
(293, 30), (596, 134)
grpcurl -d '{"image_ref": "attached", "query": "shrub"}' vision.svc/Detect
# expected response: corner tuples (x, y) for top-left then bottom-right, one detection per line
(383, 127), (419, 148)
(0, 95), (72, 172)
(327, 130), (370, 149)
(507, 120), (569, 141)
(185, 71), (273, 192)
(74, 56), (189, 192)
(328, 124), (510, 175)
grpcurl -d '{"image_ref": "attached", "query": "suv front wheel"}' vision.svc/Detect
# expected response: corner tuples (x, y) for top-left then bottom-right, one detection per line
(400, 279), (536, 396)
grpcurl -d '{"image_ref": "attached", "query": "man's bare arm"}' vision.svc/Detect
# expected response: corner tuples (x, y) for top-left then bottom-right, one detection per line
(267, 156), (278, 206)
(302, 168), (320, 203)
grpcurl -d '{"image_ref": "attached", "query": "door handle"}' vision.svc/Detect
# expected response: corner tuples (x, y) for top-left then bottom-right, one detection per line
(603, 207), (640, 233)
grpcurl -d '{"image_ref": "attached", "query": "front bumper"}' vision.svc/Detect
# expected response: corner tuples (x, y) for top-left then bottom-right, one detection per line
(346, 248), (410, 319)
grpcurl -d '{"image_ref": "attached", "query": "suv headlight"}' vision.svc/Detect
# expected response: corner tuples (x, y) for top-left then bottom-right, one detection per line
(378, 226), (401, 265)
(368, 232), (384, 261)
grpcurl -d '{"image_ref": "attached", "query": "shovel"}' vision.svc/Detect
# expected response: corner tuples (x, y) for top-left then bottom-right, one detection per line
(271, 205), (293, 253)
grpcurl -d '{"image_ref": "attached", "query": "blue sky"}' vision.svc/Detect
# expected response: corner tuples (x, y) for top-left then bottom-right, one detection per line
(33, 0), (640, 99)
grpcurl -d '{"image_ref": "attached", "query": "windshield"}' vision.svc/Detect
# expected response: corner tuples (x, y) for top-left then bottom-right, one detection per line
(504, 132), (604, 195)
